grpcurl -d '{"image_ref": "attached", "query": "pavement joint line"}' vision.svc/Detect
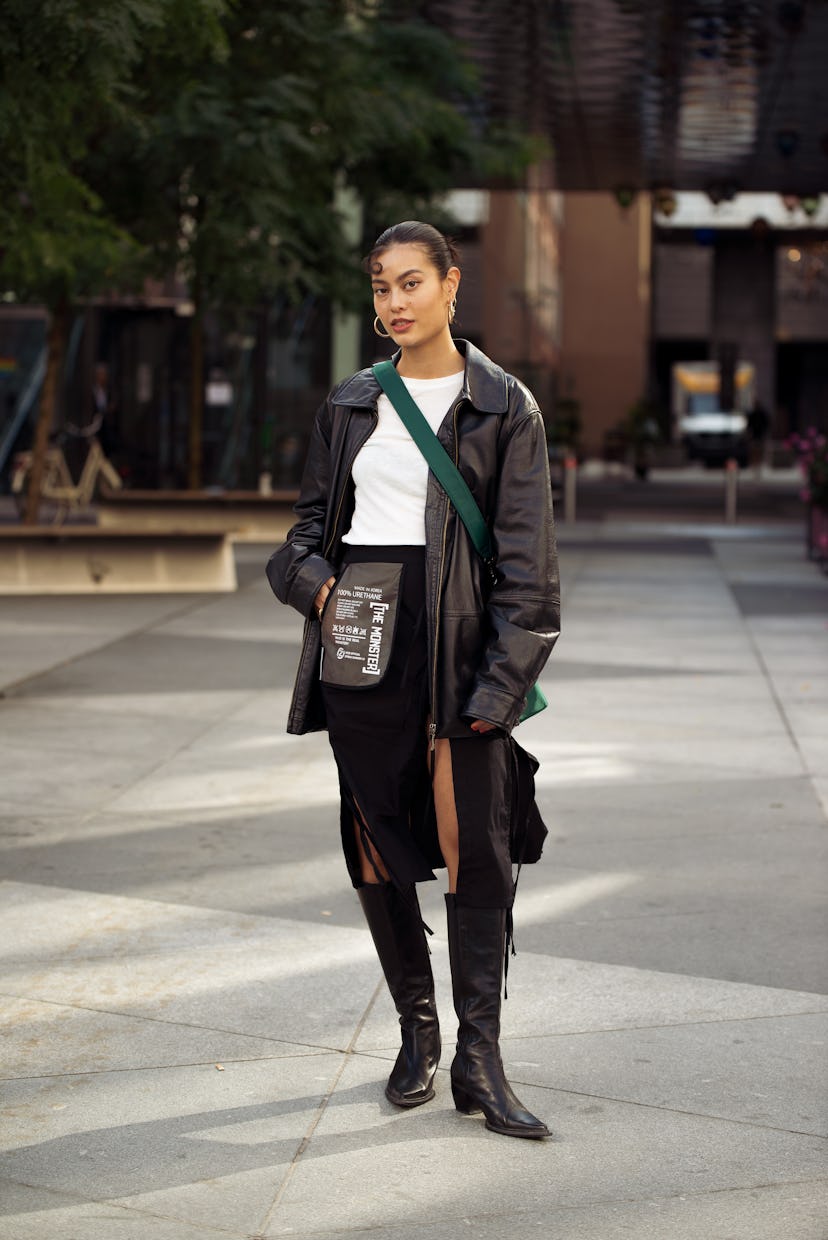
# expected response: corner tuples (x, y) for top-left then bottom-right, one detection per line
(0, 990), (362, 1056)
(0, 1054), (331, 1084)
(0, 594), (215, 698)
(236, 1175), (828, 1239)
(496, 1008), (828, 1039)
(350, 1048), (828, 1135)
(739, 620), (827, 822)
(0, 1176), (248, 1238)
(477, 1080), (828, 1141)
(254, 977), (386, 1237)
(5, 997), (824, 1086)
(351, 1057), (828, 1140)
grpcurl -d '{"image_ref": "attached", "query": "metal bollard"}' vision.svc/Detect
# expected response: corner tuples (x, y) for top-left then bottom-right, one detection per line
(724, 458), (738, 523)
(564, 455), (577, 522)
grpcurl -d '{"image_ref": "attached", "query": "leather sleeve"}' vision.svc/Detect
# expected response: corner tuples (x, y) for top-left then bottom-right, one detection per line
(265, 400), (338, 618)
(462, 400), (560, 731)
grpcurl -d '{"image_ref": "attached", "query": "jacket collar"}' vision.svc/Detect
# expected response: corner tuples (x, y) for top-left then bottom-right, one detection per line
(331, 339), (509, 415)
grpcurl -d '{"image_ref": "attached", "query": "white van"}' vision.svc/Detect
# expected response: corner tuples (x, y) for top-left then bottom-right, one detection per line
(672, 361), (754, 467)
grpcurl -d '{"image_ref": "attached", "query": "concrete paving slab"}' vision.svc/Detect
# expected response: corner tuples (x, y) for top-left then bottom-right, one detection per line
(7, 633), (271, 699)
(1, 526), (826, 1240)
(0, 804), (353, 922)
(269, 1052), (827, 1236)
(0, 996), (325, 1079)
(0, 595), (206, 692)
(355, 944), (828, 1050)
(532, 729), (804, 782)
(539, 817), (827, 890)
(516, 905), (828, 996)
(794, 734), (828, 778)
(731, 582), (828, 617)
(2, 686), (258, 724)
(0, 1189), (234, 1240)
(501, 1011), (828, 1135)
(159, 591), (301, 647)
(0, 697), (212, 760)
(547, 635), (759, 674)
(104, 726), (337, 816)
(1, 1054), (346, 1237)
(532, 771), (819, 840)
(1, 743), (190, 814)
(813, 777), (828, 818)
(254, 1181), (828, 1240)
(0, 882), (381, 1051)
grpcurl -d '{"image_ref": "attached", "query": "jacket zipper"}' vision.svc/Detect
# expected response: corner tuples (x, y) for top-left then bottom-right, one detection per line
(323, 411), (377, 562)
(429, 397), (463, 749)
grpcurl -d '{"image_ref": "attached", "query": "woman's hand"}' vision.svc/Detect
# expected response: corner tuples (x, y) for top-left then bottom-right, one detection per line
(314, 576), (336, 619)
(469, 719), (496, 734)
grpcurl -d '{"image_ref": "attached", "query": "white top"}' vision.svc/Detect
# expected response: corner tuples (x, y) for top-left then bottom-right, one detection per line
(343, 371), (464, 546)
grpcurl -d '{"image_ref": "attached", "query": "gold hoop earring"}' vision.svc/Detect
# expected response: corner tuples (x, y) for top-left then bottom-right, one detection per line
(449, 298), (457, 324)
(373, 315), (391, 339)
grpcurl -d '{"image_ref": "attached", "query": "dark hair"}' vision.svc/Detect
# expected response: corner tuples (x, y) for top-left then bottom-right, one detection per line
(364, 221), (460, 278)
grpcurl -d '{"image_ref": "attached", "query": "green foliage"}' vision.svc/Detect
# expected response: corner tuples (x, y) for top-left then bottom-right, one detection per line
(124, 3), (519, 315)
(1, 0), (534, 317)
(0, 0), (182, 304)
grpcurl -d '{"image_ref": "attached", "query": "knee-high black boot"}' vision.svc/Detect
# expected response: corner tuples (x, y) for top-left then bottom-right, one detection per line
(357, 883), (441, 1107)
(445, 893), (549, 1139)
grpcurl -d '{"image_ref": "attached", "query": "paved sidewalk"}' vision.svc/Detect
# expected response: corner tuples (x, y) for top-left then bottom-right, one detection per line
(1, 520), (826, 1239)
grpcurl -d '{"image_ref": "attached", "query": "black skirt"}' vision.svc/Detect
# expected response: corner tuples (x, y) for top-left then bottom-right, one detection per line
(321, 544), (521, 908)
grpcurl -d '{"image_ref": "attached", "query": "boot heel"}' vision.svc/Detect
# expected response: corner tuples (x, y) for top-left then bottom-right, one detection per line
(451, 1082), (481, 1115)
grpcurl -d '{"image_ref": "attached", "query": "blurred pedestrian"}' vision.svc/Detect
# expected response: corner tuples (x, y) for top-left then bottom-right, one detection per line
(748, 401), (770, 476)
(90, 363), (122, 468)
(267, 221), (559, 1139)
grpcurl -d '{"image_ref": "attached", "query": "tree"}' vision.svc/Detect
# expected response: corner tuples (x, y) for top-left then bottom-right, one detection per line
(0, 0), (226, 518)
(116, 1), (536, 486)
(2, 0), (536, 496)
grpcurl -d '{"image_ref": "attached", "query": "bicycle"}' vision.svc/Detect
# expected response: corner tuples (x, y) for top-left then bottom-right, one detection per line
(11, 414), (123, 523)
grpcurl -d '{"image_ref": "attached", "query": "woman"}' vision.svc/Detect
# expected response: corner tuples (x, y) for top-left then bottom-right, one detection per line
(267, 221), (560, 1140)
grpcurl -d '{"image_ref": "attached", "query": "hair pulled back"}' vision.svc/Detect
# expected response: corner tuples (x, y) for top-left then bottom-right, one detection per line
(364, 221), (460, 278)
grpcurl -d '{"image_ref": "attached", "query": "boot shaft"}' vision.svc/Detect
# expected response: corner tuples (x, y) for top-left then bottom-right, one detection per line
(445, 894), (506, 1034)
(358, 882), (435, 1011)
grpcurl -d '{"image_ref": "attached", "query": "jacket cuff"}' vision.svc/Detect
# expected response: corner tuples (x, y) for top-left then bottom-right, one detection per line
(462, 683), (523, 733)
(293, 555), (337, 618)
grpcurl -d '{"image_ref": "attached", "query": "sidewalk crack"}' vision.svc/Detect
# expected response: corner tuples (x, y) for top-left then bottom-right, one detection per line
(252, 976), (385, 1237)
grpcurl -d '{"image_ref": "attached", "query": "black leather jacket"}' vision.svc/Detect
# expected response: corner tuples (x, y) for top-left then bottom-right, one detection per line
(266, 340), (560, 736)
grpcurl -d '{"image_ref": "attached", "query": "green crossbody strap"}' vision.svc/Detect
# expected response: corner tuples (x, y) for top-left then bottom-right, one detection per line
(372, 360), (497, 584)
(372, 359), (548, 725)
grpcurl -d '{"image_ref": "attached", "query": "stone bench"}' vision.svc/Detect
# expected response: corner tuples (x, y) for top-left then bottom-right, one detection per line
(96, 489), (299, 543)
(0, 527), (237, 594)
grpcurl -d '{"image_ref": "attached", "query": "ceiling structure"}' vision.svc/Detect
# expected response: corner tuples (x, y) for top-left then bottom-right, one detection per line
(421, 0), (828, 196)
